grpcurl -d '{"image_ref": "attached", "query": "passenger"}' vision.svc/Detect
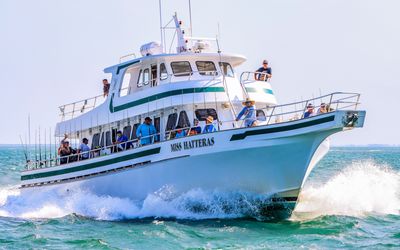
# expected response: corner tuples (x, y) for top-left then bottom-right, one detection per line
(59, 140), (73, 164)
(254, 59), (272, 81)
(303, 103), (315, 118)
(136, 117), (157, 145)
(175, 126), (186, 138)
(115, 131), (129, 151)
(317, 103), (328, 114)
(203, 116), (217, 133)
(236, 98), (257, 127)
(103, 79), (110, 97)
(189, 118), (202, 135)
(78, 138), (90, 160)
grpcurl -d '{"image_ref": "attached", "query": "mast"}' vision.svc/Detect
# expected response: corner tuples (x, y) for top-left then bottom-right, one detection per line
(173, 13), (187, 53)
(158, 0), (164, 53)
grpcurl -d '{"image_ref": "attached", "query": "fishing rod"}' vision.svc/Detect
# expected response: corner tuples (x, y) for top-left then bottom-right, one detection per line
(19, 135), (28, 167)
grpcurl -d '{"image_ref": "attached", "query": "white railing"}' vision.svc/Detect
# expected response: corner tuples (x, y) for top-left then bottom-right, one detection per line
(59, 93), (105, 121)
(27, 92), (361, 171)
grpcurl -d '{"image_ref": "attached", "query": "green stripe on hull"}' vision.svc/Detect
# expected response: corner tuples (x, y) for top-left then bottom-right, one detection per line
(110, 87), (225, 113)
(21, 147), (161, 181)
(230, 115), (335, 141)
(245, 87), (274, 95)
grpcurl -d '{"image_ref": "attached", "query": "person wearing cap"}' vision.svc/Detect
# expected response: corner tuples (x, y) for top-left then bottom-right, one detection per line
(317, 103), (328, 114)
(255, 60), (272, 81)
(189, 118), (202, 135)
(114, 131), (129, 151)
(136, 117), (157, 145)
(236, 98), (257, 127)
(78, 138), (90, 160)
(203, 116), (217, 133)
(303, 103), (315, 118)
(103, 79), (110, 97)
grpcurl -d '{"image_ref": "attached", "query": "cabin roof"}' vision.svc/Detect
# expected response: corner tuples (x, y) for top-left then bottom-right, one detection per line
(104, 52), (246, 74)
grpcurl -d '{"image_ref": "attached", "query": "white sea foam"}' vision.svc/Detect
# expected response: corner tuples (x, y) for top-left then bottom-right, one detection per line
(0, 161), (399, 221)
(293, 160), (400, 220)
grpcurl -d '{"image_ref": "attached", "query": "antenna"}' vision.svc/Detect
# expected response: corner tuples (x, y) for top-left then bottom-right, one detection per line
(158, 0), (164, 53)
(188, 0), (193, 37)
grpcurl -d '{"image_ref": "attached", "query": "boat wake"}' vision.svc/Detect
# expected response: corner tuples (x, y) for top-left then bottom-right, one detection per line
(0, 161), (399, 221)
(292, 160), (400, 220)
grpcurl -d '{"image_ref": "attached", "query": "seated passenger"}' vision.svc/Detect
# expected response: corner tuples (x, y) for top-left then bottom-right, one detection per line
(189, 118), (202, 135)
(175, 126), (186, 138)
(136, 117), (157, 145)
(317, 103), (328, 114)
(78, 138), (90, 160)
(203, 116), (217, 133)
(236, 98), (257, 127)
(254, 60), (272, 81)
(303, 103), (315, 118)
(114, 131), (129, 151)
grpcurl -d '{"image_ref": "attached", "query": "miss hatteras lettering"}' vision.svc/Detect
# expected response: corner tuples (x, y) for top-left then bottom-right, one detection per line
(171, 137), (215, 152)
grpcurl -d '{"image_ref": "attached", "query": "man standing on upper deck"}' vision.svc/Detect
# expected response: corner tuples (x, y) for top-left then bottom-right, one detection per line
(103, 79), (110, 97)
(254, 60), (272, 81)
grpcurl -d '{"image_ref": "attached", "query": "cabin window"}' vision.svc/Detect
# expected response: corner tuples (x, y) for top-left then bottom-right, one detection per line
(154, 117), (161, 142)
(143, 69), (150, 85)
(160, 63), (168, 80)
(195, 109), (218, 121)
(91, 133), (100, 148)
(177, 111), (190, 128)
(137, 69), (150, 87)
(99, 132), (105, 148)
(256, 109), (266, 121)
(123, 126), (131, 140)
(171, 61), (192, 76)
(120, 70), (131, 96)
(219, 62), (234, 77)
(196, 61), (217, 76)
(105, 131), (112, 146)
(166, 113), (178, 131)
(131, 123), (140, 140)
(151, 64), (157, 87)
(137, 70), (143, 87)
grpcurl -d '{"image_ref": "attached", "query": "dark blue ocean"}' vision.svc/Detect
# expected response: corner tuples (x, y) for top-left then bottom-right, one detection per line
(0, 145), (399, 249)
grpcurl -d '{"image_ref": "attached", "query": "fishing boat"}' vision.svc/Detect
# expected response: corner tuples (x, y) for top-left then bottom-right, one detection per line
(20, 13), (366, 219)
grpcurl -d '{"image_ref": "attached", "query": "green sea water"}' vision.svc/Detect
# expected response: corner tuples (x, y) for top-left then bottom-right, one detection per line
(0, 145), (399, 249)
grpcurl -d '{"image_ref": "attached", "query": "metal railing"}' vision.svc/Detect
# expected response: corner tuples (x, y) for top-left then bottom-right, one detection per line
(27, 92), (361, 171)
(59, 93), (106, 121)
(240, 71), (271, 84)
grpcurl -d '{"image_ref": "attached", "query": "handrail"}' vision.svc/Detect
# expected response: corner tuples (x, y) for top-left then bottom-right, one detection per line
(59, 93), (105, 121)
(26, 92), (362, 172)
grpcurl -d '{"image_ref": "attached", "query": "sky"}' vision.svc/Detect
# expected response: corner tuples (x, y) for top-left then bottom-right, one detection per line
(0, 0), (399, 145)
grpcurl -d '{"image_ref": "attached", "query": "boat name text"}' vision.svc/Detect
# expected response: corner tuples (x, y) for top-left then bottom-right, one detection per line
(171, 137), (215, 152)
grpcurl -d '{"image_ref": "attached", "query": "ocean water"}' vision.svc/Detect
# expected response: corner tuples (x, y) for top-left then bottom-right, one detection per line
(0, 145), (399, 249)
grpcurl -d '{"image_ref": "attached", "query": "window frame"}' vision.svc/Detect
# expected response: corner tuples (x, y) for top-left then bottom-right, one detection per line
(218, 62), (234, 77)
(195, 61), (218, 76)
(159, 63), (168, 81)
(170, 61), (193, 77)
(194, 108), (219, 121)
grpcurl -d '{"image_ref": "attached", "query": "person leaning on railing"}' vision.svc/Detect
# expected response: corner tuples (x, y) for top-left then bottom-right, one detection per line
(189, 118), (202, 136)
(136, 117), (157, 145)
(236, 98), (257, 127)
(203, 116), (217, 133)
(103, 79), (110, 97)
(254, 59), (272, 81)
(78, 138), (90, 160)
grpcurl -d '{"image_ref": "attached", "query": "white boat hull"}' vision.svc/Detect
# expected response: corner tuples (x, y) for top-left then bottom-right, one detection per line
(20, 110), (366, 219)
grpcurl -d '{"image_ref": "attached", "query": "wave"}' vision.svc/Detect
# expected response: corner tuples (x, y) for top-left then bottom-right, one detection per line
(1, 161), (399, 221)
(293, 160), (400, 220)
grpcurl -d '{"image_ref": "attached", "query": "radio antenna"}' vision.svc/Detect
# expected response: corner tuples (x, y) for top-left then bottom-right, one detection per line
(188, 0), (193, 37)
(158, 0), (164, 53)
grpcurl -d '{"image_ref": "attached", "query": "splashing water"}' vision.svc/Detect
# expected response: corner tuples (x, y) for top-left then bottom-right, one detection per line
(293, 160), (400, 220)
(0, 161), (399, 221)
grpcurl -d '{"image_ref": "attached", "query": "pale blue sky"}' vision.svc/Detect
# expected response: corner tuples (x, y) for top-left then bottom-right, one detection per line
(0, 0), (399, 145)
